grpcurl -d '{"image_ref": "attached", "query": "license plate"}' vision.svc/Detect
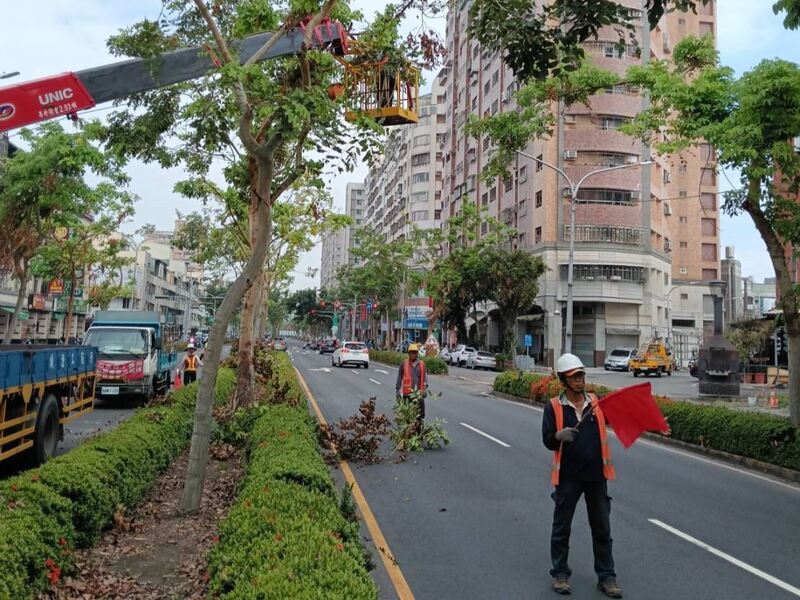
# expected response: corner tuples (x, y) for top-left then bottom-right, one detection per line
(101, 386), (120, 395)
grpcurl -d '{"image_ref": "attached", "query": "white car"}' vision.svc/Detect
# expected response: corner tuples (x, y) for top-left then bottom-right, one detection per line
(439, 347), (451, 363)
(466, 350), (498, 371)
(332, 341), (370, 369)
(451, 345), (477, 367)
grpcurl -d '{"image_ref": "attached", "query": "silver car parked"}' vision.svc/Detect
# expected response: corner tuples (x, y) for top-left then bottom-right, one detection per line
(466, 350), (498, 371)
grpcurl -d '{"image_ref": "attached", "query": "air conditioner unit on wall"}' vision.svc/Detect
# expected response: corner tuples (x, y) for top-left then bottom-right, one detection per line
(563, 150), (577, 160)
(663, 171), (672, 183)
(663, 203), (672, 216)
(664, 239), (673, 252)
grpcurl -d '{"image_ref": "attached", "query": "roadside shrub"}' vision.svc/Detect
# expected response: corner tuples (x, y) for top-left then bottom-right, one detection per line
(368, 350), (449, 374)
(0, 368), (236, 597)
(208, 355), (377, 599)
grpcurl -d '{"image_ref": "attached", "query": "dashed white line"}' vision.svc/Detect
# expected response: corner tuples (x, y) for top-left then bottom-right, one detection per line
(351, 369), (360, 375)
(459, 422), (510, 447)
(649, 519), (800, 597)
(375, 369), (390, 375)
(369, 378), (382, 385)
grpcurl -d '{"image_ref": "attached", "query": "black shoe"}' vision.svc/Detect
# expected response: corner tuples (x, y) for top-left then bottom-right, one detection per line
(552, 577), (572, 595)
(597, 578), (623, 598)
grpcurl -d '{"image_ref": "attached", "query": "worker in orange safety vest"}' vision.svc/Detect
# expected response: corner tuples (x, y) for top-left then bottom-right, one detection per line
(542, 353), (622, 598)
(180, 343), (202, 386)
(395, 343), (427, 432)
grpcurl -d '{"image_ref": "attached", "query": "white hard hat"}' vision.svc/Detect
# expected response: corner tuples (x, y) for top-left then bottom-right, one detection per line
(556, 353), (585, 376)
(187, 343), (196, 350)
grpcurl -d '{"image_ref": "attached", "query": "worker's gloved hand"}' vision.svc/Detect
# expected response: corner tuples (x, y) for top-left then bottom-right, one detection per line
(555, 427), (579, 443)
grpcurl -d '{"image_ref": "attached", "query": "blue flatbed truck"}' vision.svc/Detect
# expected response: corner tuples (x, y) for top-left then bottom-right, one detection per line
(0, 344), (97, 464)
(83, 311), (178, 401)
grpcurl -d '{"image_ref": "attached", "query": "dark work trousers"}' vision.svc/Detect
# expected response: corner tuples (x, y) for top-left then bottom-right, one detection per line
(183, 370), (197, 386)
(550, 479), (615, 582)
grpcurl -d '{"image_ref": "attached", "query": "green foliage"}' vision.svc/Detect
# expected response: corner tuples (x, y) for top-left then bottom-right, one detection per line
(467, 0), (714, 82)
(774, 0), (800, 30)
(390, 391), (449, 453)
(726, 320), (776, 361)
(0, 369), (236, 598)
(207, 354), (377, 599)
(492, 370), (611, 401)
(368, 350), (448, 374)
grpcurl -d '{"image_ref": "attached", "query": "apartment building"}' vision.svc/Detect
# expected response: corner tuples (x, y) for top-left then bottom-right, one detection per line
(320, 182), (365, 290)
(361, 84), (447, 341)
(441, 0), (720, 366)
(743, 276), (777, 318)
(721, 246), (743, 323)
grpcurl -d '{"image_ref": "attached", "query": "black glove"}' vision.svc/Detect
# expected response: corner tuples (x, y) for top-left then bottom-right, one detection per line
(555, 427), (579, 443)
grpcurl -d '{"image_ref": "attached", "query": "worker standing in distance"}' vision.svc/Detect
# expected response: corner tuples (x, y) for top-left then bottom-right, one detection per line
(542, 353), (622, 598)
(395, 343), (427, 433)
(180, 343), (202, 386)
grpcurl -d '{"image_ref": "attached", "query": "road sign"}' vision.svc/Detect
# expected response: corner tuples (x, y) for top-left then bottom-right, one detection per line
(524, 334), (533, 348)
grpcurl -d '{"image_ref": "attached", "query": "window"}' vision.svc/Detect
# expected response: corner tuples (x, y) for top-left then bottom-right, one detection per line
(483, 137), (490, 150)
(702, 243), (717, 261)
(481, 192), (489, 207)
(411, 210), (429, 222)
(576, 188), (638, 204)
(702, 268), (718, 280)
(472, 97), (477, 110)
(664, 273), (670, 286)
(481, 222), (488, 235)
(535, 226), (542, 243)
(411, 191), (428, 203)
(701, 168), (716, 185)
(504, 177), (513, 192)
(413, 134), (430, 147)
(411, 153), (430, 166)
(679, 216), (688, 223)
(536, 154), (543, 172)
(700, 193), (716, 210)
(701, 218), (716, 236)
(535, 190), (543, 207)
(600, 115), (629, 130)
(489, 187), (497, 202)
(492, 70), (499, 86)
(518, 198), (527, 216)
(680, 293), (689, 301)
(437, 114), (446, 124)
(436, 94), (446, 104)
(680, 241), (688, 248)
(484, 81), (490, 95)
(412, 172), (429, 184)
(699, 21), (714, 37)
(518, 165), (527, 183)
(491, 99), (499, 114)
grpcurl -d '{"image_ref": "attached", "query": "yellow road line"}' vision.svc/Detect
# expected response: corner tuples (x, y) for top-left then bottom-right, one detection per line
(294, 366), (415, 600)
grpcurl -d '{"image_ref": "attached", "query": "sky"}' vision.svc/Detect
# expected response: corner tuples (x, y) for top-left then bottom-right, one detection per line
(1, 1), (798, 290)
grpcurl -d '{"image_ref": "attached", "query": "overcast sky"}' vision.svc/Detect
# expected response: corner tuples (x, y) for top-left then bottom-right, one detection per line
(2, 1), (798, 289)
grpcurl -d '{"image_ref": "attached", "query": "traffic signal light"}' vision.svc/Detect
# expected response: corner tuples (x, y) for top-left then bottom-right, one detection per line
(776, 326), (786, 354)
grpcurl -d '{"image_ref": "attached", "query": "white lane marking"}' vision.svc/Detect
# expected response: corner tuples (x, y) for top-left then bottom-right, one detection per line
(351, 369), (360, 375)
(484, 393), (800, 493)
(649, 519), (800, 597)
(369, 378), (382, 385)
(459, 422), (510, 447)
(309, 367), (331, 373)
(375, 369), (390, 375)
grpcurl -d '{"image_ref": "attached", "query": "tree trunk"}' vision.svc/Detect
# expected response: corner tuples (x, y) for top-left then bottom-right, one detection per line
(180, 160), (274, 514)
(3, 268), (29, 344)
(64, 269), (77, 343)
(259, 275), (271, 338)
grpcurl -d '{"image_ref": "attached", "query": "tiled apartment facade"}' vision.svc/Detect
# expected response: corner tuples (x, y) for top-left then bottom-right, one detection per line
(440, 0), (720, 366)
(320, 182), (365, 290)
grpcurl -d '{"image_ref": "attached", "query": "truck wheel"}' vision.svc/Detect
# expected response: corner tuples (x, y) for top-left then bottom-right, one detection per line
(656, 367), (663, 378)
(33, 393), (60, 465)
(633, 370), (639, 377)
(667, 368), (672, 377)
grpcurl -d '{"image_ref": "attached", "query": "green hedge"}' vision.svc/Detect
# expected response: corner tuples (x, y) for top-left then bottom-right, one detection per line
(369, 350), (448, 374)
(208, 353), (377, 599)
(493, 371), (800, 472)
(0, 369), (236, 598)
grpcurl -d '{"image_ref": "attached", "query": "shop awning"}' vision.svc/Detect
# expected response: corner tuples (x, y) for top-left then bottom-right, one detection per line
(53, 312), (66, 321)
(1, 306), (29, 320)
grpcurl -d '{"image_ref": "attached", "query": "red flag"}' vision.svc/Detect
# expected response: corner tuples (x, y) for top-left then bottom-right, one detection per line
(598, 383), (668, 449)
(174, 369), (183, 389)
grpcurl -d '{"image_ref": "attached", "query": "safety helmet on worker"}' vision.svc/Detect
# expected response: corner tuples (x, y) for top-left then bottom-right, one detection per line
(408, 343), (420, 353)
(556, 353), (585, 377)
(187, 343), (196, 350)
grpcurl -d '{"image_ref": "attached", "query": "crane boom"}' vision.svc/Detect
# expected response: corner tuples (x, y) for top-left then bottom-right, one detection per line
(0, 21), (349, 133)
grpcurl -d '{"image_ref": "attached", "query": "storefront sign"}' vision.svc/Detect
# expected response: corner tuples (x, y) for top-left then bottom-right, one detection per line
(48, 279), (64, 295)
(28, 293), (46, 311)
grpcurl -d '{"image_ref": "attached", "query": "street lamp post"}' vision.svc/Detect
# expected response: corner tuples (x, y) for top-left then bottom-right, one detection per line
(516, 151), (652, 354)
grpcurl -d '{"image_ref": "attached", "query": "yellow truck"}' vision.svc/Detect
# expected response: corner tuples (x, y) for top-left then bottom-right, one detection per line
(629, 340), (674, 378)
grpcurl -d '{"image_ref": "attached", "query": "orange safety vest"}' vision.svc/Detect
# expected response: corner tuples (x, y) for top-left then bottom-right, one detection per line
(549, 394), (615, 486)
(185, 355), (198, 372)
(401, 359), (426, 395)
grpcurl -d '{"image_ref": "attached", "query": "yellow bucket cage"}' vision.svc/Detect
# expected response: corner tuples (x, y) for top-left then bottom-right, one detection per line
(335, 51), (420, 126)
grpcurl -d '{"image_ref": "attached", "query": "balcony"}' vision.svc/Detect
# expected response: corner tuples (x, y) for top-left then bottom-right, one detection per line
(563, 225), (646, 246)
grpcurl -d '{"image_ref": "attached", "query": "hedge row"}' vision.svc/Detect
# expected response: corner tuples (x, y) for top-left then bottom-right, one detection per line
(368, 349), (448, 374)
(493, 370), (800, 472)
(0, 369), (236, 599)
(207, 352), (377, 599)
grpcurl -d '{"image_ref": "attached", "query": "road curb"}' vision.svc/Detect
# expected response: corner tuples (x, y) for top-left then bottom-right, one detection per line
(490, 390), (800, 485)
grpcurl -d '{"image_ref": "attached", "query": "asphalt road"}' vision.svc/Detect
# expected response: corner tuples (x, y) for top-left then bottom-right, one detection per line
(291, 342), (800, 600)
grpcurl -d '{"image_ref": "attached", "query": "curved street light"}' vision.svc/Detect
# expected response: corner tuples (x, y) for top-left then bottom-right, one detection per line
(517, 150), (652, 354)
